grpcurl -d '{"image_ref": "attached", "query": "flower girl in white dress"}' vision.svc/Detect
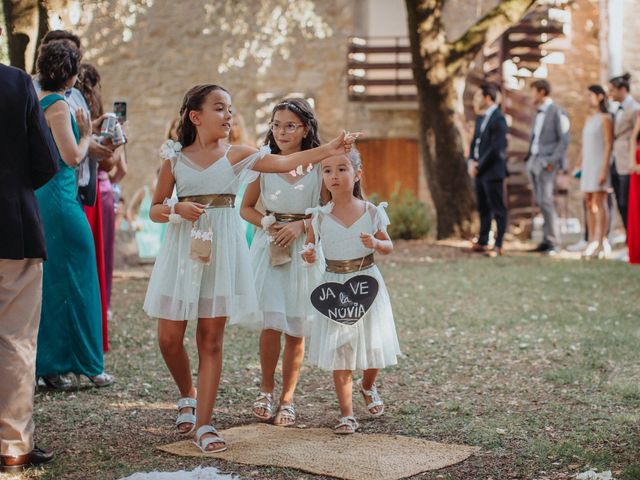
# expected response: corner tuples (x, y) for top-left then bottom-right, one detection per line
(302, 148), (401, 435)
(143, 84), (356, 453)
(240, 99), (327, 427)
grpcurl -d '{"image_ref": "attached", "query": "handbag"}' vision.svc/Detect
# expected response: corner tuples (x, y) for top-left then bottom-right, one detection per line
(190, 213), (213, 265)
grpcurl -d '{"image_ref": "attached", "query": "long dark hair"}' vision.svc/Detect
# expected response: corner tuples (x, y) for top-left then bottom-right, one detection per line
(77, 63), (103, 119)
(263, 98), (321, 153)
(610, 73), (631, 92)
(588, 85), (609, 114)
(177, 84), (229, 147)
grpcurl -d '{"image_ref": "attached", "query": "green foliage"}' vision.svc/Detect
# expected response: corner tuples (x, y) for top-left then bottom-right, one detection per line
(370, 186), (434, 240)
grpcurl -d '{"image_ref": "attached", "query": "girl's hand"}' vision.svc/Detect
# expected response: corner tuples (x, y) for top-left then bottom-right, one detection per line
(598, 169), (608, 186)
(360, 232), (378, 250)
(325, 130), (363, 156)
(76, 109), (91, 139)
(272, 221), (305, 247)
(302, 244), (316, 264)
(175, 202), (205, 222)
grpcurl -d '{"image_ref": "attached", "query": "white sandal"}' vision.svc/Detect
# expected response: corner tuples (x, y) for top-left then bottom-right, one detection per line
(193, 425), (227, 453)
(358, 380), (384, 417)
(176, 397), (196, 434)
(252, 392), (274, 421)
(273, 404), (296, 427)
(334, 416), (359, 435)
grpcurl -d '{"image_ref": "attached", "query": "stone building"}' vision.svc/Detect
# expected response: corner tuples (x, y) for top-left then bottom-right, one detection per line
(10, 0), (639, 228)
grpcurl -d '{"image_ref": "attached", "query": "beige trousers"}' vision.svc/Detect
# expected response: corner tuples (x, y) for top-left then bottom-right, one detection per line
(0, 258), (42, 456)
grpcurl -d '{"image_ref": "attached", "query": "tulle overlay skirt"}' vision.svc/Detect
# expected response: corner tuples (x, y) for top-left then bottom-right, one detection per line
(242, 228), (324, 337)
(307, 265), (401, 371)
(143, 208), (259, 323)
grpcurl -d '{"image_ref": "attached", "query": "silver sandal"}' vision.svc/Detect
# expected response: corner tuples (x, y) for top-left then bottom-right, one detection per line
(176, 397), (197, 434)
(252, 392), (274, 421)
(334, 416), (359, 435)
(193, 425), (227, 453)
(273, 404), (296, 427)
(358, 380), (384, 417)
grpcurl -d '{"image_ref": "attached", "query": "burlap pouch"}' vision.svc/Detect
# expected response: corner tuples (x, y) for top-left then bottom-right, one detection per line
(190, 214), (212, 265)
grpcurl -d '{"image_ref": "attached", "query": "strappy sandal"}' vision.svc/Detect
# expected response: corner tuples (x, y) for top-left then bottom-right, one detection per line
(193, 425), (227, 453)
(358, 380), (384, 417)
(176, 397), (197, 434)
(252, 392), (274, 421)
(273, 403), (296, 427)
(334, 416), (359, 435)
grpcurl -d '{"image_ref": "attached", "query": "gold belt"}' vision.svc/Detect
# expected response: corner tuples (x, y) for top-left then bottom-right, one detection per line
(178, 194), (236, 208)
(266, 211), (311, 223)
(325, 254), (375, 274)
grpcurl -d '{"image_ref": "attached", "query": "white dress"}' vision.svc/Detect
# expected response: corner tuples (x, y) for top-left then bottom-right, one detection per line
(306, 201), (401, 371)
(143, 143), (269, 323)
(247, 168), (325, 337)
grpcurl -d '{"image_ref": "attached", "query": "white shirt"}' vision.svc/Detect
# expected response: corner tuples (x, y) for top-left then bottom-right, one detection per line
(530, 98), (570, 156)
(473, 104), (498, 159)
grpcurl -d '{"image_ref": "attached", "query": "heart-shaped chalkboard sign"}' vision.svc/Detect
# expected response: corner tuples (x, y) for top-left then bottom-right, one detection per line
(310, 275), (379, 326)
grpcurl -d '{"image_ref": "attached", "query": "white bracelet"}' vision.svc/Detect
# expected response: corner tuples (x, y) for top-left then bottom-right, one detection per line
(163, 197), (182, 223)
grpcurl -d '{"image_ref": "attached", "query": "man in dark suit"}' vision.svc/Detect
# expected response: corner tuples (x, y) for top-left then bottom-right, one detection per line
(467, 83), (509, 257)
(0, 27), (59, 472)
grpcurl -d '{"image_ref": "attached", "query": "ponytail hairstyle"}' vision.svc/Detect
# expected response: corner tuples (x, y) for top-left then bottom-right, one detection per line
(349, 147), (365, 200)
(610, 73), (631, 92)
(177, 84), (229, 147)
(263, 98), (321, 153)
(588, 85), (609, 114)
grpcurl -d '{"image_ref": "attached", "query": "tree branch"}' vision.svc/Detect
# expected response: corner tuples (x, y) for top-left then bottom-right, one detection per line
(447, 0), (536, 68)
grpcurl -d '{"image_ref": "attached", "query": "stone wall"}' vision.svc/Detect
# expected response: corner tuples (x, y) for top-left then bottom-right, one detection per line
(51, 0), (426, 199)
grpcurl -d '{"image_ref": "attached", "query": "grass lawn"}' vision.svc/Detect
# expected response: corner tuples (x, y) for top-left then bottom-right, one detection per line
(4, 243), (640, 480)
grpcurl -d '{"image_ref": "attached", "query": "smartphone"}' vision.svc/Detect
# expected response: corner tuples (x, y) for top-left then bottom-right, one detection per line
(114, 101), (127, 123)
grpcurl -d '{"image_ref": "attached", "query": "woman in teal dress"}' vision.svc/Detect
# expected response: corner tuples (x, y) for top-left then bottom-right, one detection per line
(34, 40), (112, 388)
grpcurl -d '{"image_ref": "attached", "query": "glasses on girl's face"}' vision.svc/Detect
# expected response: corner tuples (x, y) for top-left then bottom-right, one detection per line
(269, 121), (305, 133)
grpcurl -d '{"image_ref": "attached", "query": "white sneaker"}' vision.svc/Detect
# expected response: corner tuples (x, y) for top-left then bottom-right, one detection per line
(582, 241), (600, 259)
(602, 239), (612, 259)
(567, 239), (588, 252)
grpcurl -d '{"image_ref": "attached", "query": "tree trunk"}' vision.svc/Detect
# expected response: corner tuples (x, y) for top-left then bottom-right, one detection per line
(2, 0), (42, 72)
(405, 0), (536, 239)
(31, 0), (49, 72)
(405, 1), (474, 238)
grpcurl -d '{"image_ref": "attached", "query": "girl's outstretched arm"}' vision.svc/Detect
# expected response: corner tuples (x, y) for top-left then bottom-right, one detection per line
(230, 131), (361, 173)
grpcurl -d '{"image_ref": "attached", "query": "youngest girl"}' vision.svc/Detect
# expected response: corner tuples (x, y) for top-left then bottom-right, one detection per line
(303, 149), (401, 434)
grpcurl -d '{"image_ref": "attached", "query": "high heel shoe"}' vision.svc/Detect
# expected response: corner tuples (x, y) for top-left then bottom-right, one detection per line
(41, 374), (73, 391)
(581, 242), (602, 260)
(87, 372), (114, 387)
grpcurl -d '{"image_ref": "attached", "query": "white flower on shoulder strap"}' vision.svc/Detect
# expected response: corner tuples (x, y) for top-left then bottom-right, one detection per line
(305, 201), (334, 217)
(375, 202), (390, 232)
(159, 139), (182, 161)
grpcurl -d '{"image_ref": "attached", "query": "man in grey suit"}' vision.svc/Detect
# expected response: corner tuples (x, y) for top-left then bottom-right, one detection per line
(608, 73), (637, 235)
(526, 80), (570, 255)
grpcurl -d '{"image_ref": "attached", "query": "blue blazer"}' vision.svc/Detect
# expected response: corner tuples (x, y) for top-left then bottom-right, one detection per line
(0, 64), (59, 259)
(468, 107), (509, 181)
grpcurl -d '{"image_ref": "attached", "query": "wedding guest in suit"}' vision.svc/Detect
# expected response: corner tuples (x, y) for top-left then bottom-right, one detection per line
(609, 73), (638, 237)
(466, 83), (509, 257)
(526, 80), (570, 255)
(0, 26), (58, 472)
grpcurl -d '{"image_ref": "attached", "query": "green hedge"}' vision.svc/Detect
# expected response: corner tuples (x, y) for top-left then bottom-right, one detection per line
(369, 187), (433, 240)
